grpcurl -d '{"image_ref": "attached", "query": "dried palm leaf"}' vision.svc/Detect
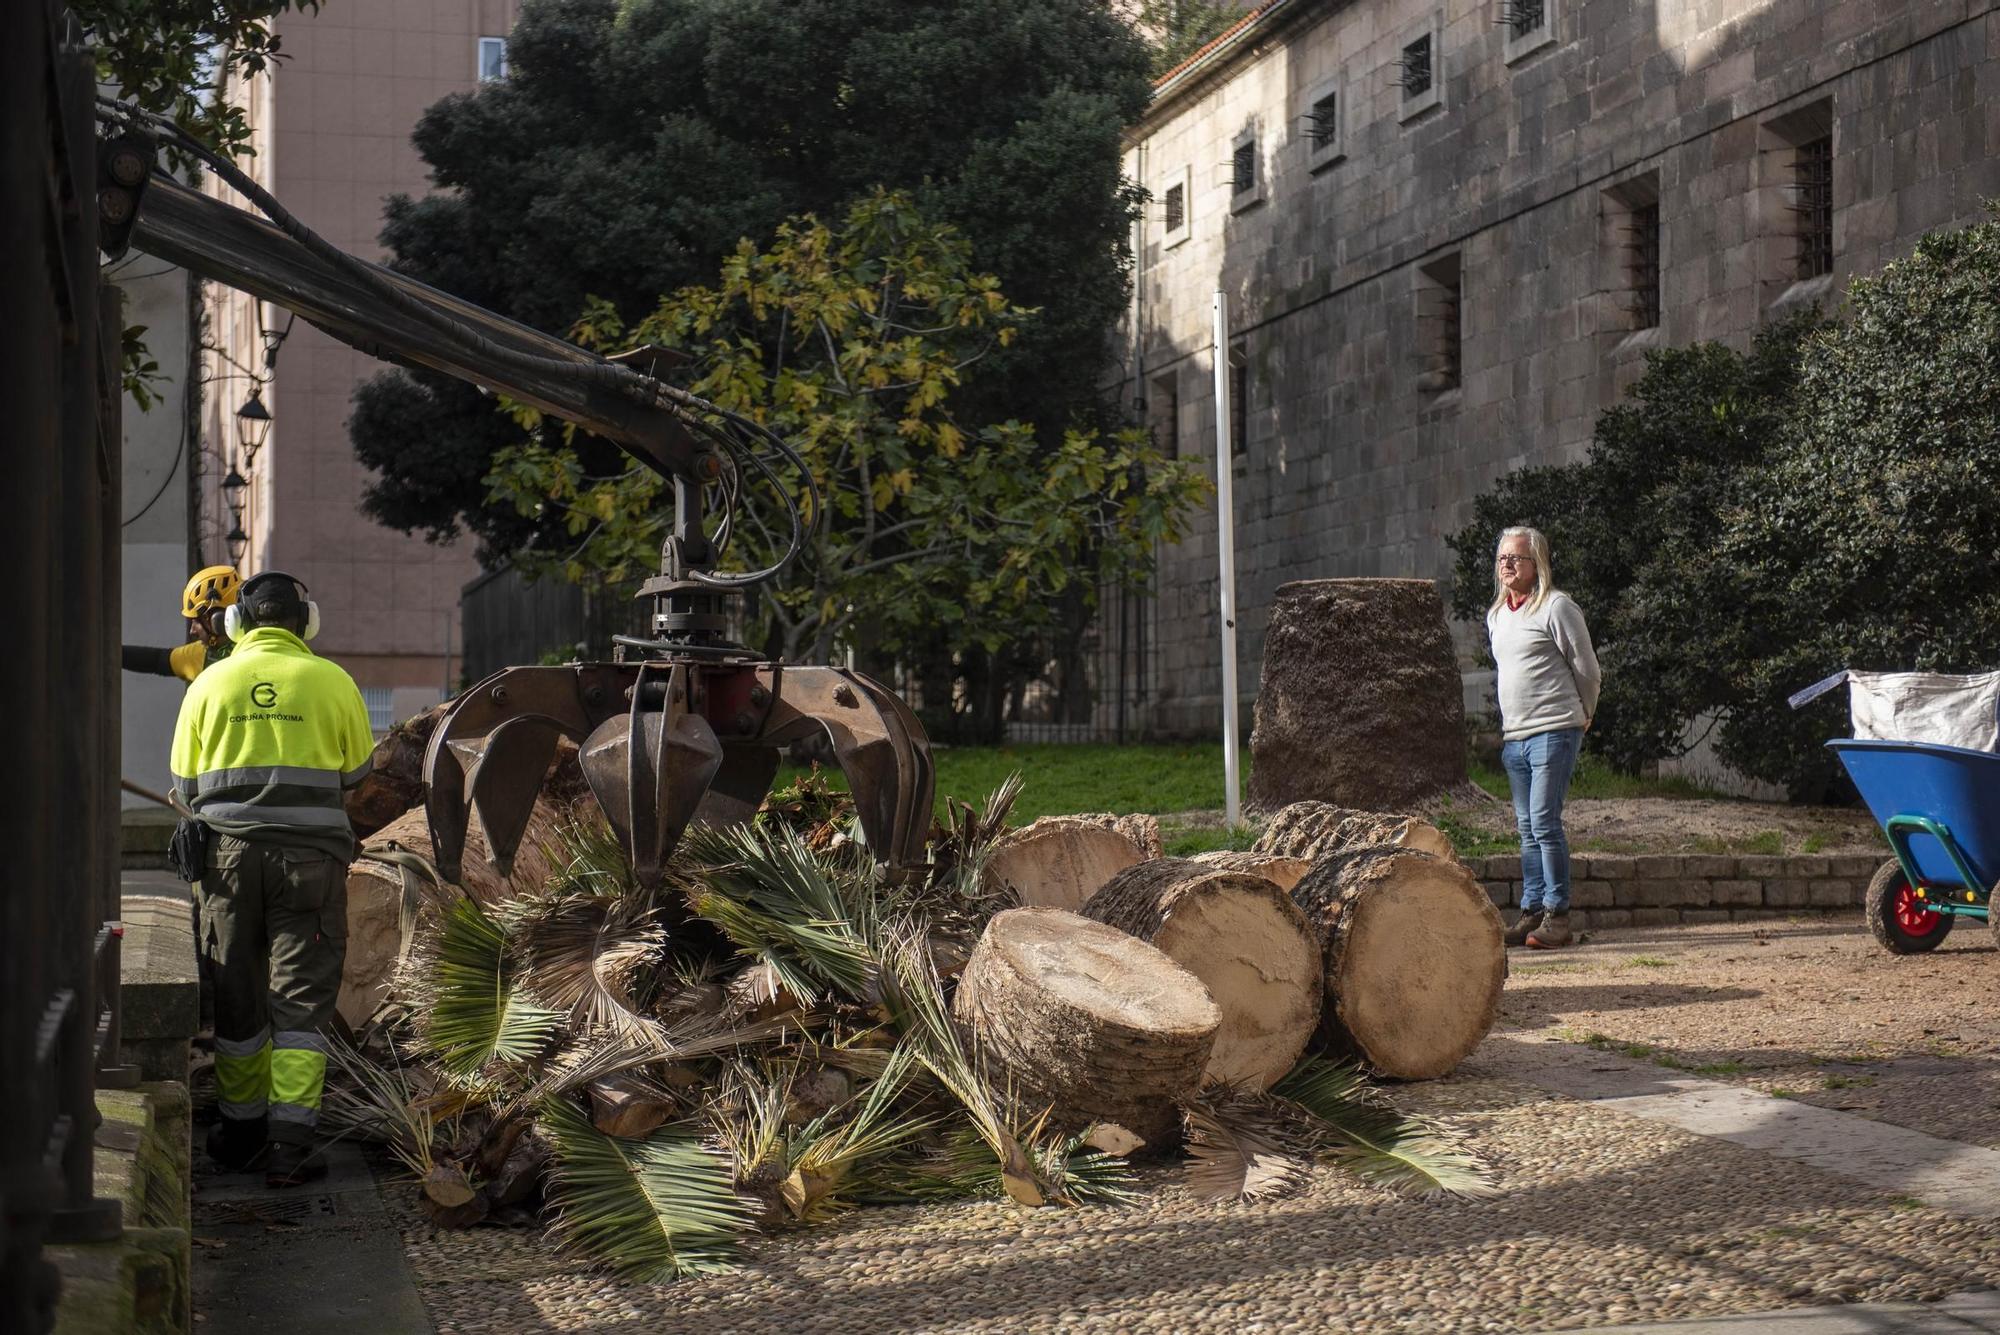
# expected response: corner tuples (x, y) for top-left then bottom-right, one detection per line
(1179, 1095), (1313, 1203)
(512, 894), (666, 1037)
(680, 824), (878, 1006)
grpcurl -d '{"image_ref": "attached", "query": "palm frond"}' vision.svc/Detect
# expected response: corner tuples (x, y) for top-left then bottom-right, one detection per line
(1027, 1129), (1142, 1207)
(1273, 1057), (1494, 1198)
(319, 1031), (440, 1181)
(526, 1014), (801, 1106)
(873, 921), (1045, 1206)
(543, 817), (645, 902)
(422, 897), (564, 1079)
(782, 1044), (934, 1221)
(680, 823), (878, 1005)
(1179, 1096), (1313, 1203)
(541, 1097), (754, 1281)
(708, 1059), (797, 1187)
(512, 894), (666, 1036)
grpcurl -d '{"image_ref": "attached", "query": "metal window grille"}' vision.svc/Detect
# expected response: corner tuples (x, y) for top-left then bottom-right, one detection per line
(1164, 183), (1185, 233)
(1794, 136), (1833, 280)
(1631, 201), (1661, 329)
(1231, 142), (1255, 195)
(1230, 359), (1248, 456)
(361, 686), (396, 732)
(1499, 0), (1545, 38)
(1400, 35), (1433, 99)
(1418, 264), (1462, 391)
(1309, 92), (1339, 150)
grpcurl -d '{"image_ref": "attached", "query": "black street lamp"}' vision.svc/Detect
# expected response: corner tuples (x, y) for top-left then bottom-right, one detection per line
(221, 460), (248, 506)
(236, 387), (272, 464)
(226, 518), (248, 565)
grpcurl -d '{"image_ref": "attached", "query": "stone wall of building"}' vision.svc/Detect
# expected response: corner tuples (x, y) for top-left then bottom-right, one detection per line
(1121, 0), (2000, 738)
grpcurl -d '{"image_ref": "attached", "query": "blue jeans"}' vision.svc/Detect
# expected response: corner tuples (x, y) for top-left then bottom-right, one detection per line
(1501, 727), (1584, 914)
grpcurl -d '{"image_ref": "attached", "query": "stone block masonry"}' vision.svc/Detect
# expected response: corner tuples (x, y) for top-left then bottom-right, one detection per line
(1117, 0), (2000, 737)
(1470, 851), (1893, 926)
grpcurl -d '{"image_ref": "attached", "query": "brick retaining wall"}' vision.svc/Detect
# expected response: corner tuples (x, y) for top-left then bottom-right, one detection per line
(1465, 853), (1893, 928)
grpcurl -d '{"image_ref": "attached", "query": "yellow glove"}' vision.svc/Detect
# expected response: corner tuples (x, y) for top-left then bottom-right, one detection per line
(168, 640), (207, 683)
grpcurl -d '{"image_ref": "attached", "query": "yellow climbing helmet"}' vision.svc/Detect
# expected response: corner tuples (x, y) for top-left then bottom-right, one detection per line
(181, 565), (242, 620)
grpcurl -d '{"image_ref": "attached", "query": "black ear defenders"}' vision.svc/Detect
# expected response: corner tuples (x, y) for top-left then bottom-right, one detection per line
(225, 571), (320, 642)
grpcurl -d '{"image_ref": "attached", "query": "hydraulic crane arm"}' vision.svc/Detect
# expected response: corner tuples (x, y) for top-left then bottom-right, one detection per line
(127, 173), (706, 485)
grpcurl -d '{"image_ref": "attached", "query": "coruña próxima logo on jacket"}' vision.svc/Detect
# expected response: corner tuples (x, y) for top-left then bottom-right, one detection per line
(249, 682), (278, 708)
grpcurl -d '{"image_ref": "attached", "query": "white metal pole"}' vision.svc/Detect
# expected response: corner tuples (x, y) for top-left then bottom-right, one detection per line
(1211, 289), (1242, 828)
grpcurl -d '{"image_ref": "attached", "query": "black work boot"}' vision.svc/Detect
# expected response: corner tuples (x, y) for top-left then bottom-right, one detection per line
(264, 1141), (328, 1189)
(205, 1116), (268, 1171)
(1527, 911), (1573, 950)
(1504, 910), (1540, 948)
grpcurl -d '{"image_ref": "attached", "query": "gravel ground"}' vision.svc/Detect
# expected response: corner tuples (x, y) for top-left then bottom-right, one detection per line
(390, 919), (2000, 1334)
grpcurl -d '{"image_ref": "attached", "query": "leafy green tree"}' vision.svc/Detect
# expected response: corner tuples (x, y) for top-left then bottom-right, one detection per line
(1134, 0), (1243, 78)
(485, 192), (1209, 670)
(350, 0), (1155, 560)
(1448, 314), (1821, 777)
(76, 0), (321, 156)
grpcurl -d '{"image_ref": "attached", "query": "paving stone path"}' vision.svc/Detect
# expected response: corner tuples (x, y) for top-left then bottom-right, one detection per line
(192, 917), (2000, 1334)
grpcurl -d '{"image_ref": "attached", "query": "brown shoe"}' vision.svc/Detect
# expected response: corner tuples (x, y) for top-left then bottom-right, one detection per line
(1504, 911), (1539, 947)
(1527, 911), (1572, 950)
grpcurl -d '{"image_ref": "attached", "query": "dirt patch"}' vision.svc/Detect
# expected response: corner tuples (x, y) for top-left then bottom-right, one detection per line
(1448, 794), (1885, 855)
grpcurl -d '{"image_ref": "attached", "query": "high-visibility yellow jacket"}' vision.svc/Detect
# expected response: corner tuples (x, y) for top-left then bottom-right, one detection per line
(169, 627), (375, 860)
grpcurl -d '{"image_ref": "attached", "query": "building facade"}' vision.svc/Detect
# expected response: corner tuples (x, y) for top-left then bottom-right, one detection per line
(200, 0), (521, 728)
(1119, 0), (2000, 737)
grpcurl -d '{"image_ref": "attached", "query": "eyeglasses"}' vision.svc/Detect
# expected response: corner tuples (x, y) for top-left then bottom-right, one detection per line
(1495, 555), (1533, 567)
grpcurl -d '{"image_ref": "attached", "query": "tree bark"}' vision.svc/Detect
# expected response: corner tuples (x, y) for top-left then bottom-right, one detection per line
(1289, 847), (1504, 1080)
(953, 908), (1219, 1145)
(1081, 859), (1321, 1092)
(1189, 849), (1312, 893)
(1254, 800), (1456, 863)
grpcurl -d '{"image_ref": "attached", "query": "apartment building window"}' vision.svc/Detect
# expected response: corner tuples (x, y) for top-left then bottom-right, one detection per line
(1300, 75), (1345, 172)
(478, 36), (509, 82)
(1415, 252), (1462, 394)
(1604, 173), (1661, 334)
(1162, 163), (1192, 248)
(1501, 0), (1557, 64)
(1794, 135), (1834, 280)
(1230, 128), (1265, 213)
(1399, 15), (1445, 122)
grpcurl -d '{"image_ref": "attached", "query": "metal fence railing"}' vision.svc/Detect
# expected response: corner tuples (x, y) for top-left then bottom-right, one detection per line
(3, 8), (133, 1331)
(459, 566), (651, 683)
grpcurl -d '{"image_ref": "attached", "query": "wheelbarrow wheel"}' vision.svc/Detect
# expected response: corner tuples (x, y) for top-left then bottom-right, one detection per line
(1865, 859), (1952, 955)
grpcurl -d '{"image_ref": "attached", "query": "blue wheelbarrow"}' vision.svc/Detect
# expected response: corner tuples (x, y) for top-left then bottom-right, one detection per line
(1827, 739), (1999, 953)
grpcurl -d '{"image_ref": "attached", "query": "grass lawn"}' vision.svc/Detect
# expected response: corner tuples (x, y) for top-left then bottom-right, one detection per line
(784, 743), (1729, 858)
(782, 742), (1244, 824)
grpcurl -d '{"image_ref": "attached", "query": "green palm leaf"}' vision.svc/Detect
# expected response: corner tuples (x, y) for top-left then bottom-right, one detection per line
(1273, 1057), (1494, 1198)
(424, 897), (564, 1079)
(541, 1097), (753, 1281)
(680, 823), (877, 1004)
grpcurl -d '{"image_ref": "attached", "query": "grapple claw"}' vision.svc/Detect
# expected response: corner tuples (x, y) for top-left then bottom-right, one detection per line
(580, 663), (722, 888)
(465, 716), (563, 880)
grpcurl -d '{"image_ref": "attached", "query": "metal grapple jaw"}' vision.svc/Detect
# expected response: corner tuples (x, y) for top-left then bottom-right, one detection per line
(422, 660), (935, 889)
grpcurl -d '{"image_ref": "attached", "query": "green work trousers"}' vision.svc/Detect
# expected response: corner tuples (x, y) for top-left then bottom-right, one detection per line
(196, 834), (348, 1144)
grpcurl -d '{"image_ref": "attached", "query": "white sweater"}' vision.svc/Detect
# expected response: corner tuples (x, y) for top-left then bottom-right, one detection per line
(1487, 590), (1601, 742)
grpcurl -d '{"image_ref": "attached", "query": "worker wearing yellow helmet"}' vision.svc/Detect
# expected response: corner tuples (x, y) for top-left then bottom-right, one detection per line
(123, 565), (241, 682)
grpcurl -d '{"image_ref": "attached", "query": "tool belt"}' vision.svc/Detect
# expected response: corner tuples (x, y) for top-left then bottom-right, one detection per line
(168, 816), (210, 883)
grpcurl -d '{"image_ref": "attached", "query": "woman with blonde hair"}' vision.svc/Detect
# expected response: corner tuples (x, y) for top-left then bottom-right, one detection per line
(1487, 526), (1600, 949)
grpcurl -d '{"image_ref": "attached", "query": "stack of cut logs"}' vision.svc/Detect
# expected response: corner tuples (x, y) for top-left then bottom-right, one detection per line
(955, 799), (1504, 1145)
(336, 705), (1503, 1153)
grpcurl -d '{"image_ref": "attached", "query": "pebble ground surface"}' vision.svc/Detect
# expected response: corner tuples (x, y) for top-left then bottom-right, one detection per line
(391, 916), (2000, 1334)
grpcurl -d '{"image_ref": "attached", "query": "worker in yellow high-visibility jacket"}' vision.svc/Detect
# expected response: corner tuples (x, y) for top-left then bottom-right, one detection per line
(124, 564), (240, 682)
(170, 571), (374, 1187)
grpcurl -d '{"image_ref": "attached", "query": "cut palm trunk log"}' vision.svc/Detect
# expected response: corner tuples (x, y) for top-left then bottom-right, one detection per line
(1254, 800), (1456, 863)
(1082, 859), (1322, 1092)
(343, 702), (447, 842)
(588, 1074), (677, 1139)
(1065, 812), (1164, 858)
(982, 817), (1149, 912)
(953, 908), (1219, 1145)
(1189, 850), (1313, 893)
(1289, 847), (1504, 1079)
